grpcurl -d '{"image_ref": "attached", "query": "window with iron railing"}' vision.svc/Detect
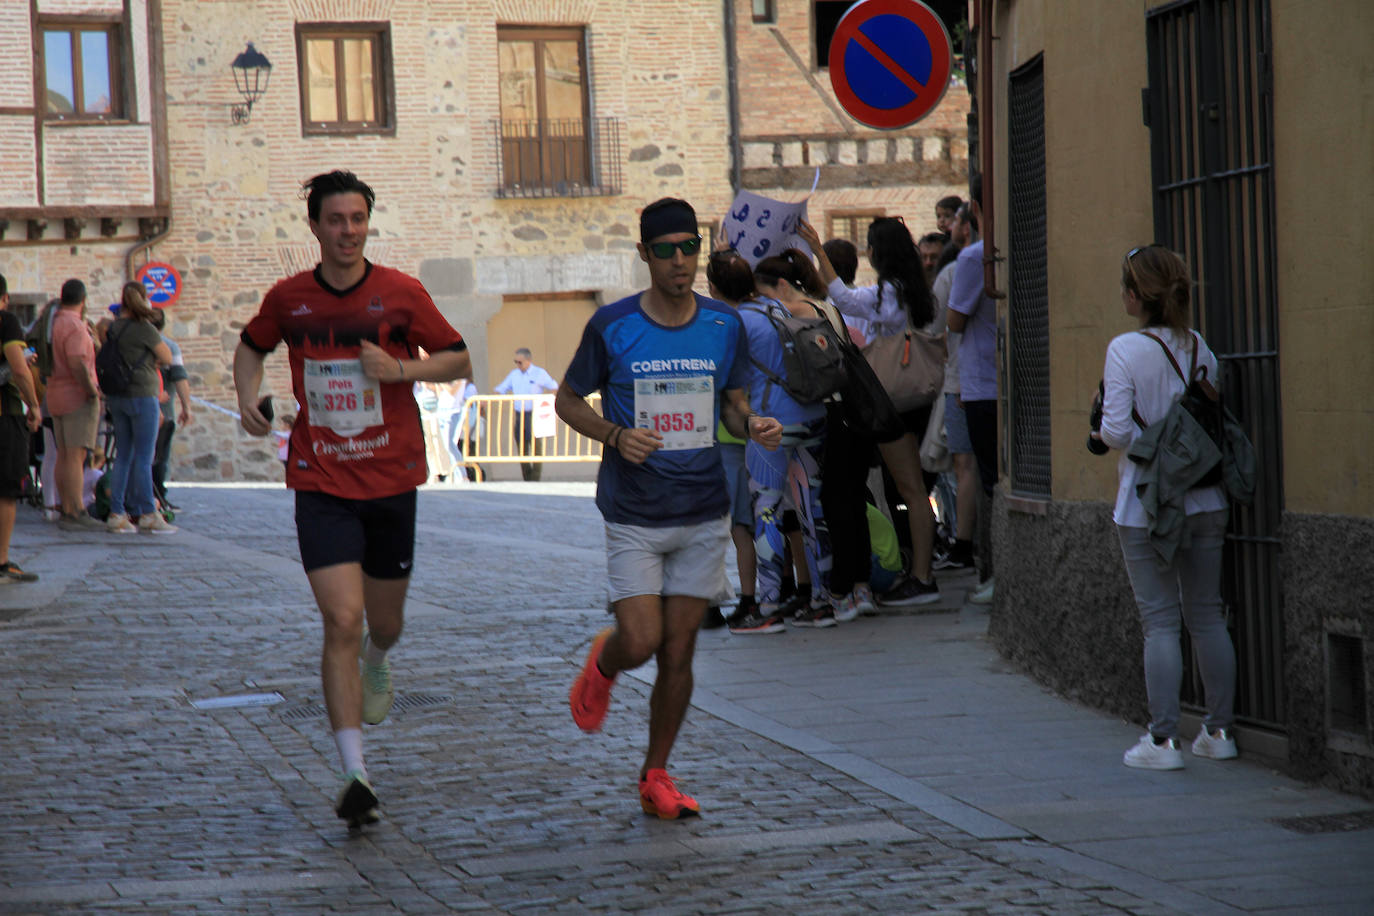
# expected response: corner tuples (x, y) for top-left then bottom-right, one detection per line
(495, 26), (621, 198)
(492, 116), (622, 198)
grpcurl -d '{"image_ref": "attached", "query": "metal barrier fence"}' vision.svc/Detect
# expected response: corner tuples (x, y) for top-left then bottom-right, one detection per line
(447, 393), (604, 482)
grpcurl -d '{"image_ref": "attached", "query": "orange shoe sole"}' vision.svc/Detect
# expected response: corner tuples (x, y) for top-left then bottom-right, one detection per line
(569, 627), (615, 731)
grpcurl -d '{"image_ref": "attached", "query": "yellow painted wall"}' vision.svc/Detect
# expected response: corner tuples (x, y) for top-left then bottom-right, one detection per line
(484, 296), (599, 392)
(995, 0), (1374, 516)
(1271, 0), (1374, 515)
(996, 0), (1156, 502)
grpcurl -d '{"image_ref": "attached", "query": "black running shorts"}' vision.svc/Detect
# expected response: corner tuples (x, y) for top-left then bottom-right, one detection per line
(0, 415), (30, 500)
(295, 489), (417, 579)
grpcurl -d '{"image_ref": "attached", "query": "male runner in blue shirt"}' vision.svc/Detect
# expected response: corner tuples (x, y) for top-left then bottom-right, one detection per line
(556, 198), (782, 819)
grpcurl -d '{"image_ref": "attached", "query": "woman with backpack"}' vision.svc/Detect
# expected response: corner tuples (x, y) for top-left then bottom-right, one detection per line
(799, 218), (942, 607)
(738, 250), (835, 628)
(101, 282), (176, 534)
(1095, 245), (1237, 770)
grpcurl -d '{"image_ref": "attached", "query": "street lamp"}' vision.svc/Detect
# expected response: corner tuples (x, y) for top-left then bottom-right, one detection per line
(230, 43), (272, 125)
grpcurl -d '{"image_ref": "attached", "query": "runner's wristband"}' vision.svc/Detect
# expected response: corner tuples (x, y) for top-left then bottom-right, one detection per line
(396, 358), (404, 381)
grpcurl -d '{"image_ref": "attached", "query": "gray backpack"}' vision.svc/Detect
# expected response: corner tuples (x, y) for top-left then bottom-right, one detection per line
(743, 299), (847, 407)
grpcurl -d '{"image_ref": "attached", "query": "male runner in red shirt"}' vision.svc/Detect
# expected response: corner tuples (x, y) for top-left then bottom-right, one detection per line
(233, 170), (469, 828)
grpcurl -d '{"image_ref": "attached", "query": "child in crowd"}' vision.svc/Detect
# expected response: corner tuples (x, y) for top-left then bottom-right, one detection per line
(81, 449), (106, 511)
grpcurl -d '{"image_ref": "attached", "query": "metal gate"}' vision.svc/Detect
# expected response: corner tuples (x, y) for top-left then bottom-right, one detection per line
(1007, 54), (1051, 498)
(1145, 0), (1285, 730)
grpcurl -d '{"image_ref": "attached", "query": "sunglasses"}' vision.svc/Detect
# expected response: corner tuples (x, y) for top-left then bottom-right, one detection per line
(1123, 245), (1151, 289)
(646, 235), (703, 259)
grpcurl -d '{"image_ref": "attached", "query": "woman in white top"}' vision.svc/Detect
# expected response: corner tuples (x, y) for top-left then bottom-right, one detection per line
(1097, 245), (1237, 771)
(799, 217), (941, 607)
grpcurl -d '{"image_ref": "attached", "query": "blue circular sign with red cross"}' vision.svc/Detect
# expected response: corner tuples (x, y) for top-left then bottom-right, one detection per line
(829, 0), (953, 130)
(135, 261), (182, 306)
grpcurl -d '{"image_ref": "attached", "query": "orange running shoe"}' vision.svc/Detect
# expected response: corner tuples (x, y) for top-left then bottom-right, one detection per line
(570, 627), (615, 731)
(638, 768), (700, 820)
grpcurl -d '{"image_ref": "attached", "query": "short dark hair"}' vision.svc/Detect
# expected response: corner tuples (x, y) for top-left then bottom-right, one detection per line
(822, 239), (858, 285)
(919, 231), (948, 248)
(151, 307), (166, 331)
(0, 273), (6, 298)
(937, 195), (963, 213)
(969, 173), (983, 209)
(60, 278), (86, 305)
(303, 170), (376, 222)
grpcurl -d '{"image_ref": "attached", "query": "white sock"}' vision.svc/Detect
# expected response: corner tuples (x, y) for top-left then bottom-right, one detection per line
(334, 728), (366, 777)
(362, 638), (388, 667)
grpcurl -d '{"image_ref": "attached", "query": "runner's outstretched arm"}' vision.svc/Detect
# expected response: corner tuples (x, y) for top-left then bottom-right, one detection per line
(554, 380), (662, 465)
(721, 388), (782, 450)
(358, 340), (469, 384)
(232, 342), (271, 437)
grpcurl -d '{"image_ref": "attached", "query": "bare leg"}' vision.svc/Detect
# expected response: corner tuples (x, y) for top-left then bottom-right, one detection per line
(953, 452), (977, 541)
(0, 497), (15, 563)
(306, 564), (408, 732)
(879, 433), (936, 581)
(306, 563), (367, 732)
(593, 593), (706, 775)
(731, 523), (756, 595)
(644, 595), (706, 774)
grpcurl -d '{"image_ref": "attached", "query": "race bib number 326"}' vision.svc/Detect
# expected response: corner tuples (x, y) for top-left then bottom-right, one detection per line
(634, 376), (714, 451)
(304, 357), (383, 437)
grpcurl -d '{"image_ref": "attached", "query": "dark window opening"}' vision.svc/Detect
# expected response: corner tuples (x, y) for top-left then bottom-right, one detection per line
(1327, 632), (1368, 735)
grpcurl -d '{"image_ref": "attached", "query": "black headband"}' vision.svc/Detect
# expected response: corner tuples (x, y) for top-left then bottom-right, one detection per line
(640, 199), (698, 242)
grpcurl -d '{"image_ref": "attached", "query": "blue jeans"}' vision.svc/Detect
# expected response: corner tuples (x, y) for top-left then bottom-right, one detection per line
(1117, 510), (1235, 739)
(107, 395), (161, 516)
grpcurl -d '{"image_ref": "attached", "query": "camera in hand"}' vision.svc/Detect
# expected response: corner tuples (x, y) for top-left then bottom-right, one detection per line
(1086, 380), (1110, 455)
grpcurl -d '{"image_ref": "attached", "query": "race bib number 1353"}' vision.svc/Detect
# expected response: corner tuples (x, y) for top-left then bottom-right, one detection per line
(634, 376), (714, 451)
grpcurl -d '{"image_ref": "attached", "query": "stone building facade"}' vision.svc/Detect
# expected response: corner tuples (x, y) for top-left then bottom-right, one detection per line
(2, 0), (971, 482)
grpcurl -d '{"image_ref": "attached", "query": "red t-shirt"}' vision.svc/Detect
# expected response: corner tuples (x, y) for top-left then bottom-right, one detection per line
(241, 262), (465, 499)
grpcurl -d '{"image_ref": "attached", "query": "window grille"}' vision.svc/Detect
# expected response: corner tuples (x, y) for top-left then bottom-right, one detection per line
(1007, 55), (1051, 498)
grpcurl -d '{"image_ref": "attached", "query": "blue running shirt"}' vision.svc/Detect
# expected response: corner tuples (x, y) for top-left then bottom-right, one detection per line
(564, 292), (751, 527)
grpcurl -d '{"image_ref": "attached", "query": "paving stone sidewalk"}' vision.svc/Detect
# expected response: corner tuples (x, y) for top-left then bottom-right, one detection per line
(1, 484), (1370, 915)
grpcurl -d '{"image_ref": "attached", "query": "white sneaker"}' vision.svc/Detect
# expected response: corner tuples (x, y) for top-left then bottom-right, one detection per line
(1192, 727), (1238, 760)
(1123, 734), (1184, 770)
(852, 583), (877, 616)
(138, 513), (178, 535)
(969, 577), (995, 605)
(831, 592), (860, 623)
(106, 513), (137, 534)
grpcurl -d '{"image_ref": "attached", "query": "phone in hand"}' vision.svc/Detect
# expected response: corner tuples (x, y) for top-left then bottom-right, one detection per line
(258, 396), (274, 423)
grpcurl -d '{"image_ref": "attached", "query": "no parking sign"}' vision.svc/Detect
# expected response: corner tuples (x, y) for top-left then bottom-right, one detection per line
(829, 0), (953, 130)
(135, 261), (182, 307)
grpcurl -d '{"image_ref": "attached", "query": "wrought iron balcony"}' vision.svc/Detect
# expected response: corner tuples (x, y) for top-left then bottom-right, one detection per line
(492, 117), (623, 199)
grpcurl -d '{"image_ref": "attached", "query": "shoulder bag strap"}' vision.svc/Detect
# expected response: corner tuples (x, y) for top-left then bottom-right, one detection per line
(1132, 331), (1183, 430)
(1139, 330), (1188, 385)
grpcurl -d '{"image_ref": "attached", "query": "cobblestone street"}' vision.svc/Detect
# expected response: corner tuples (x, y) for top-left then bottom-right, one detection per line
(2, 484), (1371, 915)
